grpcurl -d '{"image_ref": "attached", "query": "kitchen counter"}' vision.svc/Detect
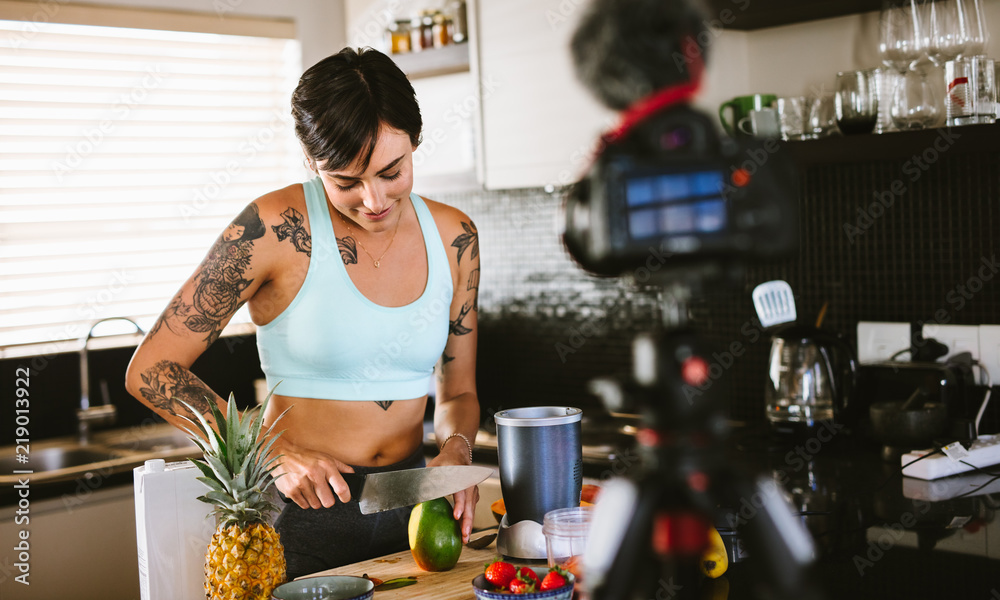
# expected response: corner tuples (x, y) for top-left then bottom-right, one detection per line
(394, 422), (1000, 599)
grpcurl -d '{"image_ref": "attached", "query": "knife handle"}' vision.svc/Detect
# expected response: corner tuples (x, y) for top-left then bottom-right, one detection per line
(278, 473), (365, 505)
(341, 472), (366, 502)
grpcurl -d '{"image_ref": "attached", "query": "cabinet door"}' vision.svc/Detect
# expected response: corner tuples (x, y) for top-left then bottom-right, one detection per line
(0, 485), (139, 600)
(478, 0), (615, 190)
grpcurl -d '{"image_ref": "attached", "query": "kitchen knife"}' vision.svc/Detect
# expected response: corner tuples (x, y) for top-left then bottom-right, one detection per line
(342, 465), (493, 514)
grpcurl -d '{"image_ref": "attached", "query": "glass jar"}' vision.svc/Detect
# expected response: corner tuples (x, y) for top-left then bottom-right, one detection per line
(543, 506), (592, 580)
(420, 10), (435, 50)
(409, 15), (423, 52)
(449, 0), (468, 43)
(432, 11), (451, 48)
(388, 20), (411, 55)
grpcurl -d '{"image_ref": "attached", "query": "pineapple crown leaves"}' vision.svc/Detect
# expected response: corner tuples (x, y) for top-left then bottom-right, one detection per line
(177, 387), (291, 526)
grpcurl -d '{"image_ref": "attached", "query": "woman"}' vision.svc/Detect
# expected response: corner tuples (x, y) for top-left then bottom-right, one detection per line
(125, 47), (481, 579)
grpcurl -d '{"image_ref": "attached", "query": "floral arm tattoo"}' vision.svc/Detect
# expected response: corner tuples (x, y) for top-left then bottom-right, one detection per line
(138, 360), (219, 419)
(148, 203), (266, 347)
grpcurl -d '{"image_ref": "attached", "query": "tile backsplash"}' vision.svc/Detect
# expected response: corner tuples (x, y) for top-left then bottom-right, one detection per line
(436, 141), (1000, 433)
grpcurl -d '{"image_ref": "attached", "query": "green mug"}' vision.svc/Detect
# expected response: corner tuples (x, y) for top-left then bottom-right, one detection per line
(719, 94), (777, 137)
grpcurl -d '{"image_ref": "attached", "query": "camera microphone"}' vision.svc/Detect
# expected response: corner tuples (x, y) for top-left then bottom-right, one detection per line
(570, 0), (710, 111)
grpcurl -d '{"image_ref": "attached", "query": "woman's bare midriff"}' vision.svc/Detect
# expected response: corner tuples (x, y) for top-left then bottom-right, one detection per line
(264, 394), (428, 467)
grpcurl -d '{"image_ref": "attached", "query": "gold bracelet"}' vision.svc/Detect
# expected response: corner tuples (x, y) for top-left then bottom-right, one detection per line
(440, 432), (473, 465)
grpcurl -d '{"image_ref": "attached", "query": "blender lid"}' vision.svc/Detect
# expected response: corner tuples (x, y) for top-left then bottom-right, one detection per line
(494, 406), (583, 427)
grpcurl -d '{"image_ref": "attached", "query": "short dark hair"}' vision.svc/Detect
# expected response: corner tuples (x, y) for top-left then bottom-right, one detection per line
(291, 47), (422, 173)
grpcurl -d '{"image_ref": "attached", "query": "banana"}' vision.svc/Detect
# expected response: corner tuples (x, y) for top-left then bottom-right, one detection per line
(699, 527), (729, 579)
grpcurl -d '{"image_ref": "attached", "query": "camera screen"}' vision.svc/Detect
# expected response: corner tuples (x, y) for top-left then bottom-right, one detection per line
(624, 170), (727, 241)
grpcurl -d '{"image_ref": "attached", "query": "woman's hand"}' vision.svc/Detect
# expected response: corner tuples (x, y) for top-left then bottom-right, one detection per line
(427, 447), (480, 543)
(270, 436), (355, 509)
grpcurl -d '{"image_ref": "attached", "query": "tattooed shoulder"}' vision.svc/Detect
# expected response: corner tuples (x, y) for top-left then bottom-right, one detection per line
(272, 207), (312, 256)
(161, 204), (265, 347)
(451, 221), (479, 265)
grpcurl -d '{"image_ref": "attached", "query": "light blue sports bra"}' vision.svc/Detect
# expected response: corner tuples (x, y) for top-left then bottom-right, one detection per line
(257, 177), (453, 401)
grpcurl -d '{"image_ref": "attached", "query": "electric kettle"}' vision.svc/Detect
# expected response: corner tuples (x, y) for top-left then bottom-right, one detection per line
(765, 325), (858, 435)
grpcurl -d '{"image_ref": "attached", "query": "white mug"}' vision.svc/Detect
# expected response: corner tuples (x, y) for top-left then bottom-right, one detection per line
(737, 108), (780, 138)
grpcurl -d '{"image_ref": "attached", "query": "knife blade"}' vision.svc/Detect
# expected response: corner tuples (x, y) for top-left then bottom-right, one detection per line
(342, 465), (494, 514)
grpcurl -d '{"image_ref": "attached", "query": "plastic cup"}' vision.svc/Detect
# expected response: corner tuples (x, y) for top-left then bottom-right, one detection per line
(543, 506), (593, 585)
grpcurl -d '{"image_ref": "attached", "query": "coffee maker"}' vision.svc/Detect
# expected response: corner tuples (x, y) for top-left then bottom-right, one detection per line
(765, 325), (859, 436)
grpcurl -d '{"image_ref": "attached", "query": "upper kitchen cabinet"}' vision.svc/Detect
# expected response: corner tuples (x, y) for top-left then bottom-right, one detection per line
(703, 0), (882, 30)
(477, 0), (616, 190)
(345, 0), (481, 193)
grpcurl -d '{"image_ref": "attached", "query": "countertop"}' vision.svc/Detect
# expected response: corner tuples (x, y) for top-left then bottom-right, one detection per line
(401, 422), (1000, 599)
(696, 426), (1000, 599)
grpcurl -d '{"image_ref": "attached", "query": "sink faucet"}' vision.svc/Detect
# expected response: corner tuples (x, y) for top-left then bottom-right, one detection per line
(78, 317), (144, 445)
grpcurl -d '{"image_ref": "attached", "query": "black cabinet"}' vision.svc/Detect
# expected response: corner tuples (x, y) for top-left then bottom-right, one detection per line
(705, 0), (882, 30)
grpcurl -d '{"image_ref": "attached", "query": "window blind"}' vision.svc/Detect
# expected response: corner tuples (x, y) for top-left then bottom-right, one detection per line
(0, 14), (305, 355)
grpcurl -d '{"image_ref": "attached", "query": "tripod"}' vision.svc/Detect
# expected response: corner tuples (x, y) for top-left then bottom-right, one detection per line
(584, 283), (824, 600)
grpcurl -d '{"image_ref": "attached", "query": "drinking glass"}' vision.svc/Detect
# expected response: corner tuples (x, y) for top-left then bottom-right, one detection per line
(891, 69), (941, 128)
(945, 55), (996, 125)
(777, 96), (808, 140)
(835, 69), (880, 134)
(879, 0), (927, 73)
(923, 0), (969, 66)
(963, 0), (989, 56)
(875, 68), (900, 132)
(805, 92), (839, 138)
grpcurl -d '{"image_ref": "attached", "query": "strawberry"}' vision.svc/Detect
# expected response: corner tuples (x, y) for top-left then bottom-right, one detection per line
(508, 573), (537, 594)
(515, 566), (540, 587)
(483, 559), (516, 589)
(540, 566), (569, 591)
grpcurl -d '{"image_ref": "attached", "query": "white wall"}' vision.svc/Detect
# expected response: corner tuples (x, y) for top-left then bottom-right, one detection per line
(59, 0), (347, 70)
(708, 0), (1000, 103)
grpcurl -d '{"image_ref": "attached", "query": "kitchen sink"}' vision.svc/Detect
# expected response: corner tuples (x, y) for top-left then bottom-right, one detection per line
(107, 431), (196, 452)
(0, 447), (120, 474)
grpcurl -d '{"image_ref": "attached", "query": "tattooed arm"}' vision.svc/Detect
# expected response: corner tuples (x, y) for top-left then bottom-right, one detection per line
(425, 207), (481, 542)
(125, 201), (274, 433)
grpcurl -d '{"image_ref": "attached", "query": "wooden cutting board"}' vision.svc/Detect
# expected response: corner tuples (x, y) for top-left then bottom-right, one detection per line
(308, 544), (537, 600)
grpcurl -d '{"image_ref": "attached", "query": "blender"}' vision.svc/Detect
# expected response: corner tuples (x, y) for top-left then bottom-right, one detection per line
(494, 406), (583, 559)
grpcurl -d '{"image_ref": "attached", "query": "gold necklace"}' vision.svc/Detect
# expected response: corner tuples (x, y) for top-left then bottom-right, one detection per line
(337, 207), (403, 268)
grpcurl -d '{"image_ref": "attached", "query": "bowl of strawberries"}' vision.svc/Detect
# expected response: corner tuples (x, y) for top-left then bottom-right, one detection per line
(473, 560), (575, 600)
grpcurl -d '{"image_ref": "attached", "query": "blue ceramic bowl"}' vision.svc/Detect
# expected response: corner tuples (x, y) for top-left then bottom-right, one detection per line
(472, 567), (575, 600)
(271, 575), (374, 600)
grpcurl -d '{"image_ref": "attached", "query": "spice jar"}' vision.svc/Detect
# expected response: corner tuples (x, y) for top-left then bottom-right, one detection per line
(432, 11), (451, 48)
(450, 0), (468, 43)
(409, 15), (422, 52)
(419, 10), (435, 50)
(387, 19), (411, 55)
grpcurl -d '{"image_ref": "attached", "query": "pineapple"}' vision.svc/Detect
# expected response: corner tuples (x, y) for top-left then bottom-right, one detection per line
(179, 392), (288, 600)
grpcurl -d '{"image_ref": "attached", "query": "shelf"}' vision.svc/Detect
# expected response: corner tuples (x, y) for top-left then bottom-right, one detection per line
(391, 42), (470, 79)
(780, 122), (1000, 166)
(704, 0), (881, 31)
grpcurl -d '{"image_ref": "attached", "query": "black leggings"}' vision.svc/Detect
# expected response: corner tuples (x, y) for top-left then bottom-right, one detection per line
(275, 446), (426, 580)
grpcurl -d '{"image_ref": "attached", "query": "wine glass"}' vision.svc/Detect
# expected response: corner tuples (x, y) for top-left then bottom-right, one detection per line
(963, 0), (989, 56)
(879, 0), (927, 73)
(923, 0), (969, 66)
